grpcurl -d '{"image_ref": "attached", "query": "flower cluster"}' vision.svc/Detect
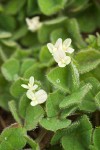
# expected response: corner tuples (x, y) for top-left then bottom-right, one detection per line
(21, 76), (47, 106)
(47, 38), (74, 67)
(26, 16), (42, 32)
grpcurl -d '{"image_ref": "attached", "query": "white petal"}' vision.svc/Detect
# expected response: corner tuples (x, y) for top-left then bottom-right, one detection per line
(65, 47), (74, 54)
(31, 16), (39, 23)
(26, 18), (31, 26)
(26, 90), (35, 100)
(55, 38), (62, 48)
(58, 56), (71, 67)
(21, 84), (29, 89)
(29, 76), (34, 86)
(58, 61), (67, 67)
(32, 84), (38, 90)
(47, 43), (54, 54)
(53, 51), (61, 62)
(63, 38), (72, 49)
(30, 101), (38, 106)
(35, 89), (47, 104)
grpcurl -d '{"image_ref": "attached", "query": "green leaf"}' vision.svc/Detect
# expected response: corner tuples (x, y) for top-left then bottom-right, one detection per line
(1, 39), (17, 47)
(0, 31), (12, 39)
(79, 77), (100, 112)
(95, 92), (100, 110)
(24, 135), (40, 150)
(75, 50), (100, 74)
(47, 66), (70, 93)
(47, 62), (80, 93)
(0, 13), (16, 31)
(39, 46), (52, 63)
(70, 61), (80, 91)
(51, 121), (80, 145)
(1, 58), (20, 81)
(19, 94), (30, 118)
(59, 83), (92, 108)
(20, 58), (35, 75)
(0, 74), (12, 110)
(5, 0), (26, 15)
(27, 0), (40, 15)
(50, 28), (68, 43)
(38, 0), (67, 15)
(61, 115), (92, 150)
(60, 106), (77, 119)
(40, 117), (71, 132)
(8, 100), (22, 124)
(0, 126), (26, 150)
(24, 105), (44, 131)
(46, 90), (65, 117)
(38, 17), (67, 43)
(93, 127), (100, 150)
(77, 7), (97, 33)
(66, 18), (86, 48)
(10, 78), (26, 98)
(24, 64), (45, 81)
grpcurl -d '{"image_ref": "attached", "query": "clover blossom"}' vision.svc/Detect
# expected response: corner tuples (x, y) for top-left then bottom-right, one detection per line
(26, 16), (42, 32)
(21, 76), (38, 91)
(47, 38), (74, 67)
(26, 90), (47, 106)
(21, 76), (47, 106)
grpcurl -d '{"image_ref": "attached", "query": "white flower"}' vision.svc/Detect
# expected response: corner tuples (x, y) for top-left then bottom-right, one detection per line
(26, 16), (42, 32)
(47, 38), (73, 67)
(26, 89), (47, 106)
(47, 38), (74, 54)
(21, 76), (38, 91)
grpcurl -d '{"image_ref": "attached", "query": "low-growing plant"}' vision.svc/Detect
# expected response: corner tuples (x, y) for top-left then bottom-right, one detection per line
(0, 0), (100, 150)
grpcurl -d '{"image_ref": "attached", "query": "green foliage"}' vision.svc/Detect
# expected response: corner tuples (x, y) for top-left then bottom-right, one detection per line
(0, 0), (100, 149)
(8, 100), (22, 124)
(47, 62), (80, 93)
(0, 126), (26, 150)
(24, 135), (40, 150)
(59, 83), (92, 108)
(1, 58), (20, 81)
(38, 0), (67, 15)
(75, 50), (100, 74)
(61, 115), (93, 150)
(24, 105), (44, 131)
(93, 127), (100, 150)
(40, 117), (71, 132)
(46, 90), (65, 117)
